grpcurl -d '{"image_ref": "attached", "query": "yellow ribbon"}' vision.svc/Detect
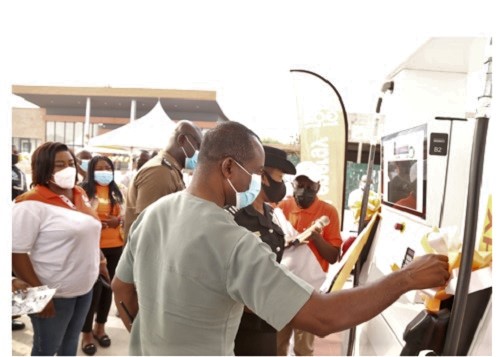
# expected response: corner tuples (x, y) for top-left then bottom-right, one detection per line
(350, 191), (381, 224)
(419, 227), (492, 312)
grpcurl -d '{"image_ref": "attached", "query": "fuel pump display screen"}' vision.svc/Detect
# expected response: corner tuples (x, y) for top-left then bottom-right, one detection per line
(381, 124), (427, 218)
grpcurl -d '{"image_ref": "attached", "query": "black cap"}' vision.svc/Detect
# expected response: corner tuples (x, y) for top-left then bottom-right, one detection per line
(263, 145), (296, 175)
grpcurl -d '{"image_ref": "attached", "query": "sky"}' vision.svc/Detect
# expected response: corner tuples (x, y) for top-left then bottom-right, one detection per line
(2, 1), (495, 143)
(1, 1), (497, 354)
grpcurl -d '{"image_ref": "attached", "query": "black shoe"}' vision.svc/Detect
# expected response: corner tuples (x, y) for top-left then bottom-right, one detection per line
(82, 343), (97, 356)
(93, 333), (111, 348)
(12, 320), (25, 331)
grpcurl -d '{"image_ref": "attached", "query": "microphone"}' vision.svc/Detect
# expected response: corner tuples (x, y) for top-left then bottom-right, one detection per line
(291, 216), (330, 246)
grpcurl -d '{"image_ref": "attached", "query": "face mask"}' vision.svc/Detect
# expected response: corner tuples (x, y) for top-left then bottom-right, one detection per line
(181, 137), (199, 170)
(262, 171), (286, 203)
(52, 166), (76, 189)
(12, 154), (19, 165)
(294, 187), (317, 209)
(227, 160), (262, 209)
(94, 170), (114, 186)
(80, 159), (90, 172)
(185, 151), (199, 170)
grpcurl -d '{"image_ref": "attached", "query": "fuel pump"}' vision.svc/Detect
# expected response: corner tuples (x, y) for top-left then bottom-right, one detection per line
(400, 39), (492, 356)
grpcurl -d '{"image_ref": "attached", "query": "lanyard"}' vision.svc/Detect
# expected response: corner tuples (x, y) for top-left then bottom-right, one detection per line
(58, 194), (77, 210)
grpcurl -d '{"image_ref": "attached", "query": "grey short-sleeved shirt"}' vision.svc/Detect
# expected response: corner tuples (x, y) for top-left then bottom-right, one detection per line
(116, 191), (314, 356)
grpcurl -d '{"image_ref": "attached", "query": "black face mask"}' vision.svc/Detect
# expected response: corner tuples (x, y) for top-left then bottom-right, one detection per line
(294, 187), (317, 208)
(12, 154), (19, 165)
(262, 171), (286, 203)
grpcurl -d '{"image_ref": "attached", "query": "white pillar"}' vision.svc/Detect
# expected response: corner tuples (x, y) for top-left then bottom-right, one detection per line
(130, 99), (136, 123)
(128, 99), (137, 169)
(356, 142), (363, 163)
(83, 97), (91, 147)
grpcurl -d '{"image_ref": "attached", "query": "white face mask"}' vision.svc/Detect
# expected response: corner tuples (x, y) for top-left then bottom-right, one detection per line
(52, 166), (76, 189)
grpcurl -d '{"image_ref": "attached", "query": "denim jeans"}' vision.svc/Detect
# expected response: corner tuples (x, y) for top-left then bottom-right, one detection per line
(29, 289), (93, 356)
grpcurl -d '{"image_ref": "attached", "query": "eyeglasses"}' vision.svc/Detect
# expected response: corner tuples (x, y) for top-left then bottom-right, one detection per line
(233, 158), (263, 176)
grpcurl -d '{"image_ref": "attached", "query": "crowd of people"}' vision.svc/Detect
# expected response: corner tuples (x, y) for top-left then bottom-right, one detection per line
(11, 120), (449, 356)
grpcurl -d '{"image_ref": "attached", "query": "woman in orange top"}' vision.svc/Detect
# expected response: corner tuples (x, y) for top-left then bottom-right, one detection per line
(79, 156), (124, 356)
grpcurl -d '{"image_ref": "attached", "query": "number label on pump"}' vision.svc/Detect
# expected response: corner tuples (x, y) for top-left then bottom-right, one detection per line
(430, 133), (448, 156)
(401, 247), (415, 268)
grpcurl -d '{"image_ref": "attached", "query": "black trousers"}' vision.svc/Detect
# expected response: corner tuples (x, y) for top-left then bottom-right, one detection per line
(234, 311), (277, 356)
(81, 246), (122, 332)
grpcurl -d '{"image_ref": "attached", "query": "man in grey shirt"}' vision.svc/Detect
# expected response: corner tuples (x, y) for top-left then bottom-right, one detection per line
(112, 121), (449, 356)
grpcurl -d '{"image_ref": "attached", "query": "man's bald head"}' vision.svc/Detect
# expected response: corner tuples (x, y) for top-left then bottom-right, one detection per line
(188, 121), (264, 208)
(198, 121), (261, 166)
(165, 120), (203, 168)
(76, 150), (93, 160)
(167, 120), (203, 149)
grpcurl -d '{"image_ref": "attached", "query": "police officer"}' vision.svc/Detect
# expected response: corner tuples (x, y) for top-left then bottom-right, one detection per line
(123, 120), (202, 241)
(228, 145), (296, 356)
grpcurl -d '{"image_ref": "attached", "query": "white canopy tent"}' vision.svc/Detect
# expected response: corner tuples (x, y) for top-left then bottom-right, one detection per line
(88, 100), (176, 150)
(79, 145), (131, 155)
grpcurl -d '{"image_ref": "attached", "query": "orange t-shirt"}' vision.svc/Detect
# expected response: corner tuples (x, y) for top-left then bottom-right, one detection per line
(278, 196), (342, 272)
(94, 185), (124, 248)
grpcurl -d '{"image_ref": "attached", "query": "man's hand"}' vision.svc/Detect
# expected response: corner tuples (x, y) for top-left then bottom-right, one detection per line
(305, 230), (340, 264)
(112, 277), (138, 332)
(402, 254), (450, 290)
(304, 231), (320, 244)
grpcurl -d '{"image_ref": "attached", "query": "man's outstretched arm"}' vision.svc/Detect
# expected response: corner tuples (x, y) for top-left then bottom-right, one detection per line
(290, 254), (450, 337)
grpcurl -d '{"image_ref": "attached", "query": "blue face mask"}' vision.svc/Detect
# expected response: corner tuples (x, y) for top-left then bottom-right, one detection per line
(94, 170), (113, 186)
(80, 159), (90, 172)
(227, 160), (262, 209)
(185, 150), (199, 170)
(181, 137), (199, 170)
